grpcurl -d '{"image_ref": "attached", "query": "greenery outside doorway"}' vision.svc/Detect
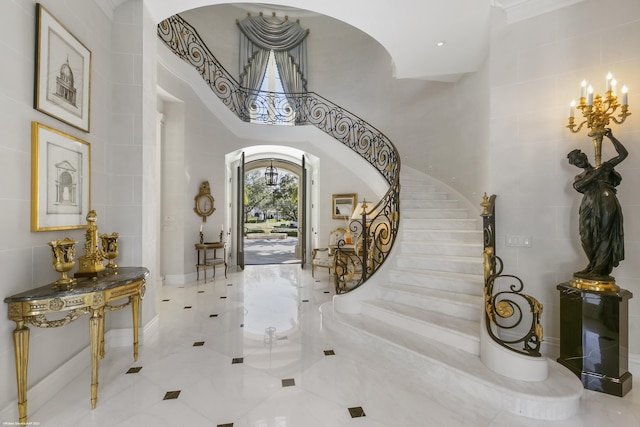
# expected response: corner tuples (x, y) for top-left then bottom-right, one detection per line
(243, 164), (300, 265)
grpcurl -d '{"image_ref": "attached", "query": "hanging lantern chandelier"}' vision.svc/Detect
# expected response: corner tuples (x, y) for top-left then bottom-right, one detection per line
(265, 160), (279, 186)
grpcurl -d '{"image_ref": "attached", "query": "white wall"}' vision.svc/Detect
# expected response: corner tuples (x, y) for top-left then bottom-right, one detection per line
(0, 0), (98, 411)
(488, 0), (640, 359)
(0, 0), (158, 413)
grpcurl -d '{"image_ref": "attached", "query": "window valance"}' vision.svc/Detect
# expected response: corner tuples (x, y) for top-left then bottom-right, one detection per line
(237, 13), (309, 94)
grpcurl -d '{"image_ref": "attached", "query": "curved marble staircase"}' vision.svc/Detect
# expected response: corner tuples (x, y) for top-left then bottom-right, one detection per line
(321, 168), (583, 421)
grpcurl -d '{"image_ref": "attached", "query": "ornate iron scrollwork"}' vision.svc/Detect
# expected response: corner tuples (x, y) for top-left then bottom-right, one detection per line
(481, 194), (543, 357)
(158, 15), (401, 294)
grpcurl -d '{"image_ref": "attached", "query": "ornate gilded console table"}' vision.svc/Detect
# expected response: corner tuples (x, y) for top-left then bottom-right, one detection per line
(4, 266), (149, 425)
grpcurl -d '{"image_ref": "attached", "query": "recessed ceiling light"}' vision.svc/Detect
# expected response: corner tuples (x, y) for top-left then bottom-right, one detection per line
(436, 41), (445, 47)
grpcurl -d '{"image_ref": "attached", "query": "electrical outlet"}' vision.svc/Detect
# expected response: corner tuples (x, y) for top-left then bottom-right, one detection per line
(505, 235), (532, 247)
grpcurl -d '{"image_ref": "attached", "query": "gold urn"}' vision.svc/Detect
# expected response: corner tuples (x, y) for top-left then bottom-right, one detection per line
(49, 238), (77, 290)
(100, 233), (119, 269)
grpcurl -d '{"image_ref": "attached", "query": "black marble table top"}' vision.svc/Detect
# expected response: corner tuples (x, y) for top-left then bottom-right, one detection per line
(4, 267), (149, 303)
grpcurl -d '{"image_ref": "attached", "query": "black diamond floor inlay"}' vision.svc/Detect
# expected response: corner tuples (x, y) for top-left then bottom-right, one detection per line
(302, 299), (309, 302)
(193, 341), (204, 347)
(281, 378), (295, 387)
(348, 406), (366, 418)
(324, 350), (335, 356)
(227, 283), (233, 286)
(162, 299), (170, 302)
(198, 290), (205, 293)
(126, 367), (142, 374)
(324, 291), (330, 294)
(210, 314), (218, 318)
(217, 423), (233, 427)
(184, 306), (192, 309)
(163, 390), (181, 400)
(232, 357), (244, 364)
(220, 296), (227, 299)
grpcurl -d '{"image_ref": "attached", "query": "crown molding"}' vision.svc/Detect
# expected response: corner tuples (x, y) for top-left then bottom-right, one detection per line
(492, 0), (584, 24)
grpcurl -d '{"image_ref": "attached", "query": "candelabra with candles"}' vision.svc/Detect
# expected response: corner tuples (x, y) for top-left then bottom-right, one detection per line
(559, 73), (634, 398)
(567, 73), (631, 167)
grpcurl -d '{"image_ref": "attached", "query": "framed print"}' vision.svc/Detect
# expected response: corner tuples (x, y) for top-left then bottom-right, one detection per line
(35, 4), (91, 132)
(332, 193), (357, 220)
(31, 122), (91, 231)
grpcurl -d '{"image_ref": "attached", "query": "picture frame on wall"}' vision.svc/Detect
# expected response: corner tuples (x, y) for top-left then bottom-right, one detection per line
(332, 193), (357, 220)
(34, 3), (91, 132)
(31, 122), (91, 231)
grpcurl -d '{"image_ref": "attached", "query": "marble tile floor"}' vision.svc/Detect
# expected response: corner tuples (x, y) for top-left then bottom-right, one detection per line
(29, 265), (639, 426)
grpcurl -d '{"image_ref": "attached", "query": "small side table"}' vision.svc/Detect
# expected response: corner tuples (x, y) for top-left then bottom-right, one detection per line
(195, 242), (227, 282)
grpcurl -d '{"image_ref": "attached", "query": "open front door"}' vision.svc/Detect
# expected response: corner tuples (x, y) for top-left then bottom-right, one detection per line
(236, 152), (245, 269)
(300, 155), (307, 267)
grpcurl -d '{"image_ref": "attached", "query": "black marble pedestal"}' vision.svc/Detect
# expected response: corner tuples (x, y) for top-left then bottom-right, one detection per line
(557, 282), (633, 397)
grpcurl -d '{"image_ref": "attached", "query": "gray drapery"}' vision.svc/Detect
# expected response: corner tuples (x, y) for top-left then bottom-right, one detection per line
(237, 13), (308, 94)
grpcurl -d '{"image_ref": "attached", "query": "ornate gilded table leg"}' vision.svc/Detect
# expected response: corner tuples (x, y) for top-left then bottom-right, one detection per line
(99, 309), (105, 359)
(132, 293), (140, 361)
(89, 307), (103, 409)
(12, 320), (29, 426)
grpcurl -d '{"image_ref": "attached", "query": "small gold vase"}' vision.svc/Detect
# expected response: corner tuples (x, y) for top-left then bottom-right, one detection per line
(100, 233), (119, 269)
(49, 238), (77, 290)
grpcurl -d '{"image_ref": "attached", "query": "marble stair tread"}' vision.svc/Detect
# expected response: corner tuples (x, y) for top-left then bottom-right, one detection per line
(400, 185), (438, 192)
(400, 229), (483, 242)
(400, 241), (483, 257)
(382, 282), (483, 308)
(402, 191), (449, 200)
(396, 254), (484, 275)
(402, 208), (470, 219)
(361, 299), (480, 340)
(387, 268), (484, 296)
(321, 302), (583, 420)
(403, 199), (460, 209)
(403, 218), (478, 230)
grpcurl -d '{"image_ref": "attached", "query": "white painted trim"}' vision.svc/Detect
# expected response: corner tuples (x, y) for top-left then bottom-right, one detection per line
(0, 346), (91, 424)
(103, 314), (160, 350)
(0, 315), (160, 422)
(163, 273), (194, 286)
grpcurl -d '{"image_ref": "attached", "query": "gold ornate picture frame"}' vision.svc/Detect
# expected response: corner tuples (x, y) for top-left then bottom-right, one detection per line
(31, 122), (91, 231)
(332, 193), (357, 220)
(34, 3), (92, 132)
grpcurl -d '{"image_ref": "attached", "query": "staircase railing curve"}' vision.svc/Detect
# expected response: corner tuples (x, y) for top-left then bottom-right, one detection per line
(481, 193), (543, 357)
(158, 14), (400, 293)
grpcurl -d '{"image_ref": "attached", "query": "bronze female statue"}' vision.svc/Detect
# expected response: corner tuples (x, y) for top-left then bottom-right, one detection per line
(567, 128), (627, 282)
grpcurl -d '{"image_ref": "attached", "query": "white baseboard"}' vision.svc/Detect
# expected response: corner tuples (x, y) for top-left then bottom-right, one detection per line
(0, 314), (160, 423)
(163, 272), (196, 285)
(0, 346), (91, 424)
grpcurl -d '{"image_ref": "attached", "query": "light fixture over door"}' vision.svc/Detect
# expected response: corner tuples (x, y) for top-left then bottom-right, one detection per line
(265, 160), (279, 186)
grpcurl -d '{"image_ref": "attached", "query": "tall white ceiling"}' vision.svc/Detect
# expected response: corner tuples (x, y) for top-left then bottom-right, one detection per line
(99, 0), (583, 81)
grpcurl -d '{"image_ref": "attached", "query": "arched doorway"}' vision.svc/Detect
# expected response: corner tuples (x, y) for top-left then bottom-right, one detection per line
(243, 159), (301, 265)
(225, 147), (319, 271)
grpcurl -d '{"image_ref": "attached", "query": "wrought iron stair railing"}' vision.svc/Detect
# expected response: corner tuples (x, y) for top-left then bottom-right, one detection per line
(158, 14), (400, 293)
(481, 194), (544, 356)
